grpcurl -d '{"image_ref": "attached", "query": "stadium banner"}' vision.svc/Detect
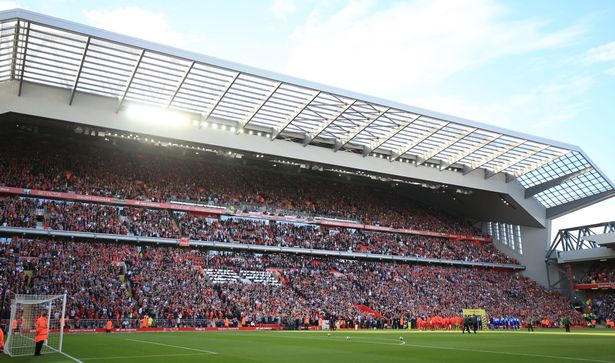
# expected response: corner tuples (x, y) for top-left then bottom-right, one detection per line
(462, 309), (487, 319)
(46, 325), (282, 334)
(576, 283), (615, 290)
(0, 186), (492, 243)
(319, 219), (364, 229)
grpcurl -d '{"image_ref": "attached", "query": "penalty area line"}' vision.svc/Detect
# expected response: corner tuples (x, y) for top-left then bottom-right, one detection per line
(125, 338), (219, 355)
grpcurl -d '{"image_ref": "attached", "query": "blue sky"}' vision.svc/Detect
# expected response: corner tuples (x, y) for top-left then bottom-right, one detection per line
(3, 0), (615, 233)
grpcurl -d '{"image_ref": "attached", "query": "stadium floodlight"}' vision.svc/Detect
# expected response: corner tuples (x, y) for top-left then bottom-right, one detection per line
(126, 104), (189, 128)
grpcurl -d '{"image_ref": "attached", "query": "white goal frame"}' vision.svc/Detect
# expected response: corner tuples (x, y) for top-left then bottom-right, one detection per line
(4, 294), (67, 357)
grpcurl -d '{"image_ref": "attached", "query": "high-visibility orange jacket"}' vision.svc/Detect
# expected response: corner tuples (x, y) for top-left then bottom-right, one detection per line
(106, 320), (113, 330)
(140, 317), (148, 328)
(0, 326), (5, 349)
(35, 316), (48, 343)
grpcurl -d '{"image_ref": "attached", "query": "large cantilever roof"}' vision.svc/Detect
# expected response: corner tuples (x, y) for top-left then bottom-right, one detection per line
(0, 9), (613, 212)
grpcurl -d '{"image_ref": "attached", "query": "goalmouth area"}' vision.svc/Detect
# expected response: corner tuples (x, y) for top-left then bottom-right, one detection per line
(2, 329), (615, 363)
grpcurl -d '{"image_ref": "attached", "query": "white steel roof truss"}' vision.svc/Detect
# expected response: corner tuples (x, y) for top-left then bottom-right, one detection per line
(390, 121), (449, 161)
(464, 139), (526, 175)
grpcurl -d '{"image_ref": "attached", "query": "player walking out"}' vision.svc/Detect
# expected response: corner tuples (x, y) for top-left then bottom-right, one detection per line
(462, 317), (472, 334)
(527, 317), (534, 332)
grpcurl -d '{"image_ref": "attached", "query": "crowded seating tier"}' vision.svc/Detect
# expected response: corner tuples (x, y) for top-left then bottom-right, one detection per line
(0, 197), (516, 264)
(0, 238), (584, 329)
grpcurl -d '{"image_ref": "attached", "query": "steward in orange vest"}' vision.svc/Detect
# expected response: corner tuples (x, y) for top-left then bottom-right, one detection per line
(140, 316), (148, 329)
(34, 311), (49, 356)
(0, 325), (5, 352)
(106, 320), (113, 333)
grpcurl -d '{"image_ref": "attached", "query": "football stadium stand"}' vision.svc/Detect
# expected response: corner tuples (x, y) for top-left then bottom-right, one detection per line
(0, 9), (614, 340)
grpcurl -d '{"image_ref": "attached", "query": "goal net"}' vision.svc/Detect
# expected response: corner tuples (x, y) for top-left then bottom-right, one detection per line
(4, 294), (67, 357)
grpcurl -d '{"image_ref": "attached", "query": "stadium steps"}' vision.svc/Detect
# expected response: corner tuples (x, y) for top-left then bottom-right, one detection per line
(35, 205), (46, 229)
(170, 211), (183, 236)
(118, 262), (135, 298)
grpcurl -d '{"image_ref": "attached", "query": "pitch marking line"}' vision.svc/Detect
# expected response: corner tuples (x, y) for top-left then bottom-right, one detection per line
(81, 353), (212, 360)
(270, 334), (615, 363)
(125, 338), (219, 355)
(59, 351), (86, 363)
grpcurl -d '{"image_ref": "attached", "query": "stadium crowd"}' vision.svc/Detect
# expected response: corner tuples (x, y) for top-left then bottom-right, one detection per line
(0, 135), (594, 331)
(591, 292), (615, 324)
(0, 196), (515, 264)
(579, 265), (615, 284)
(0, 238), (585, 330)
(0, 138), (480, 235)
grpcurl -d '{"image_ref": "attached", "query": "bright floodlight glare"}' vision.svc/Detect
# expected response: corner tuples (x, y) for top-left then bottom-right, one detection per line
(126, 104), (190, 128)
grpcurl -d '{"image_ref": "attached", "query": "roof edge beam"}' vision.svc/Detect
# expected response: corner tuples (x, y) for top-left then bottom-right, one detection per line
(525, 167), (593, 198)
(271, 91), (320, 140)
(546, 190), (615, 219)
(463, 140), (525, 175)
(116, 49), (145, 113)
(69, 36), (91, 106)
(304, 100), (356, 145)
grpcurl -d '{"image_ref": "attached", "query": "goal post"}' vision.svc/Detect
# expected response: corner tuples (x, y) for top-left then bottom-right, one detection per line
(4, 294), (67, 357)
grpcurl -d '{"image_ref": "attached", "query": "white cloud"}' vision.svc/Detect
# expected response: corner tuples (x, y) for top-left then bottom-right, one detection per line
(271, 0), (297, 21)
(285, 0), (585, 99)
(84, 6), (190, 48)
(584, 40), (615, 76)
(0, 2), (20, 11)
(410, 76), (592, 132)
(585, 40), (615, 63)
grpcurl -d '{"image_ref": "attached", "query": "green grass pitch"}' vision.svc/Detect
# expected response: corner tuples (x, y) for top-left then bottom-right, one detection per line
(2, 329), (615, 362)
